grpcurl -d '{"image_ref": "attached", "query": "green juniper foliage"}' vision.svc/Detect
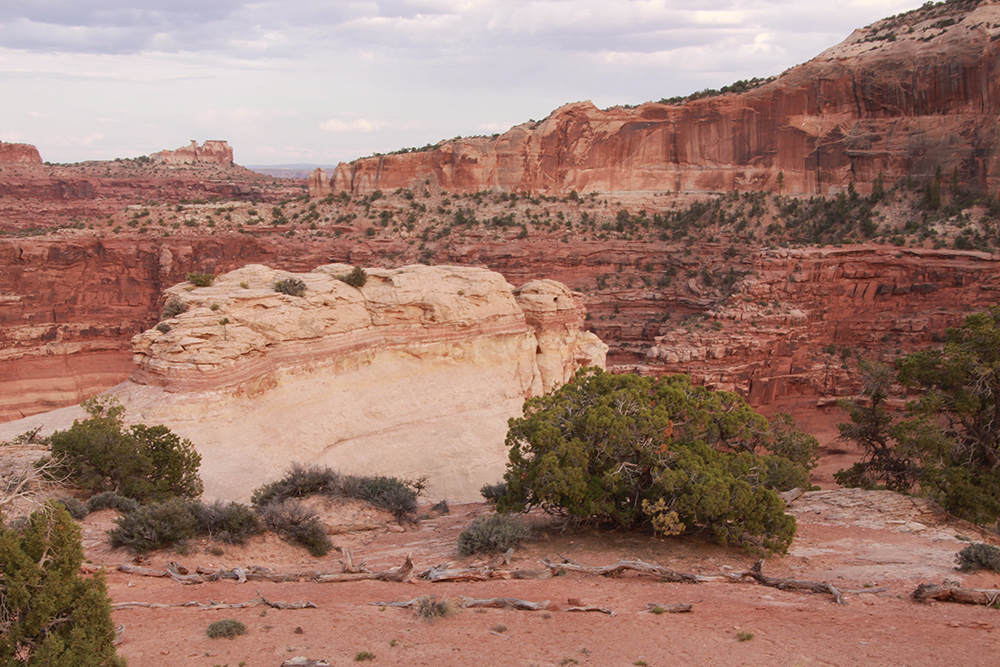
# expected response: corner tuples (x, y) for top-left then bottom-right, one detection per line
(0, 506), (127, 666)
(46, 396), (203, 503)
(498, 367), (802, 554)
(837, 306), (1000, 525)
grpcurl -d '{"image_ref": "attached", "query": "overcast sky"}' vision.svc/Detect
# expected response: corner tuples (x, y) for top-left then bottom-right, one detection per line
(0, 1), (917, 166)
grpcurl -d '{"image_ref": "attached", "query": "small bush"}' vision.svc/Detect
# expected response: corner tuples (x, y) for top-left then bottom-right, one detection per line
(354, 651), (376, 661)
(415, 595), (455, 620)
(85, 491), (140, 515)
(737, 631), (755, 642)
(108, 498), (198, 554)
(956, 543), (1000, 572)
(256, 500), (332, 557)
(358, 476), (418, 520)
(274, 277), (306, 297)
(251, 464), (418, 521)
(55, 496), (88, 520)
(206, 619), (247, 639)
(251, 463), (339, 506)
(193, 499), (265, 545)
(339, 266), (368, 288)
(186, 272), (215, 287)
(457, 513), (531, 556)
(480, 481), (507, 503)
(161, 297), (188, 319)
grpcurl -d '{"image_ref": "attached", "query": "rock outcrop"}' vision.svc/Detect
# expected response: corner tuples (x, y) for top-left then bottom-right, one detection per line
(151, 140), (234, 165)
(327, 1), (1000, 197)
(308, 168), (332, 198)
(643, 246), (1000, 404)
(102, 263), (605, 501)
(0, 142), (42, 165)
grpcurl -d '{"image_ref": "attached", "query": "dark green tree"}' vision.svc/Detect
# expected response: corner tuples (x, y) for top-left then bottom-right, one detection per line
(498, 368), (800, 554)
(47, 397), (202, 503)
(894, 306), (1000, 523)
(836, 307), (1000, 524)
(0, 506), (126, 666)
(833, 361), (920, 493)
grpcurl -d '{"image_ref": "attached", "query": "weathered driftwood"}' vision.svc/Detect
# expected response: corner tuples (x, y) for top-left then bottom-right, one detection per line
(315, 554), (413, 582)
(372, 596), (549, 612)
(644, 602), (693, 613)
(912, 583), (1000, 606)
(117, 563), (168, 578)
(112, 594), (316, 611)
(740, 559), (845, 605)
(566, 605), (616, 616)
(542, 557), (705, 583)
(120, 555), (413, 585)
(460, 596), (550, 611)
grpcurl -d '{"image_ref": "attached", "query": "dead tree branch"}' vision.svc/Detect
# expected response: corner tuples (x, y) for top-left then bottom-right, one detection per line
(912, 583), (1000, 606)
(542, 557), (705, 583)
(739, 559), (845, 604)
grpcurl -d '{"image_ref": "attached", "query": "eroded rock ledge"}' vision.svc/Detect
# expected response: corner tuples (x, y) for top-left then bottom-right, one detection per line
(113, 263), (606, 501)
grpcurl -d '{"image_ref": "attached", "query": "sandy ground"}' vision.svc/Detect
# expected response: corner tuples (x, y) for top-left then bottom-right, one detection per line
(87, 490), (1000, 667)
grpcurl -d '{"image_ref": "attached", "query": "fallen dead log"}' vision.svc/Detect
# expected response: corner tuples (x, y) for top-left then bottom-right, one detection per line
(644, 603), (693, 613)
(315, 554), (413, 582)
(117, 563), (168, 578)
(542, 557), (705, 583)
(912, 583), (1000, 606)
(119, 555), (413, 585)
(460, 596), (550, 611)
(566, 605), (616, 616)
(111, 594), (316, 611)
(740, 559), (845, 605)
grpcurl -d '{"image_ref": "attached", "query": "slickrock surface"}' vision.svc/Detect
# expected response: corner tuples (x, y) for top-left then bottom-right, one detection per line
(2, 264), (605, 501)
(328, 1), (1000, 197)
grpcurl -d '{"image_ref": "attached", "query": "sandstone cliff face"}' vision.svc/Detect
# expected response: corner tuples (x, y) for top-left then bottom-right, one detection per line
(643, 246), (1000, 405)
(108, 263), (605, 501)
(329, 2), (1000, 197)
(0, 142), (42, 165)
(152, 140), (234, 165)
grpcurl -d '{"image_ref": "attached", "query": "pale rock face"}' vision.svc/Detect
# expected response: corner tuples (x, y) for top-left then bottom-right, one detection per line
(110, 264), (605, 501)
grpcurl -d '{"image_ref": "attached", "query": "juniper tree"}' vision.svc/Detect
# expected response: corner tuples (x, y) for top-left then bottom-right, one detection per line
(0, 505), (126, 666)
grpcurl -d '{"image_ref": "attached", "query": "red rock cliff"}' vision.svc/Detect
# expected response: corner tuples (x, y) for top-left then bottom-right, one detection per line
(330, 1), (1000, 197)
(0, 142), (42, 165)
(152, 140), (234, 165)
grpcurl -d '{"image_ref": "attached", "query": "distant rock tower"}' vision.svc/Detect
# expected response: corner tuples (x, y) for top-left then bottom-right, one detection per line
(151, 140), (234, 165)
(308, 168), (332, 198)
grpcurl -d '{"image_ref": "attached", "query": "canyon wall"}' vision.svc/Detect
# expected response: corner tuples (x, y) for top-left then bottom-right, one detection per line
(328, 2), (1000, 198)
(644, 246), (1000, 405)
(66, 263), (605, 501)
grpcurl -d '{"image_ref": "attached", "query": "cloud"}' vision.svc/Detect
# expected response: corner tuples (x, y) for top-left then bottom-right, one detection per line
(320, 118), (381, 133)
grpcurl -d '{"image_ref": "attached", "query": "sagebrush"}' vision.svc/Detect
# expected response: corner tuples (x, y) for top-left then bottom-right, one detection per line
(457, 513), (531, 556)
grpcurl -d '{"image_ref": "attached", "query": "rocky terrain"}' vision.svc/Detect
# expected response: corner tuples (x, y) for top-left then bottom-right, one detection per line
(0, 264), (605, 501)
(75, 488), (1000, 667)
(325, 1), (1000, 198)
(5, 2), (1000, 425)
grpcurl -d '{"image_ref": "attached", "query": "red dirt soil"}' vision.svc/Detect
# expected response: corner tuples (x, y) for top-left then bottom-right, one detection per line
(85, 490), (1000, 667)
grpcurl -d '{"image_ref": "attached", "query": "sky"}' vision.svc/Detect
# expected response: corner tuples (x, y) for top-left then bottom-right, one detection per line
(0, 1), (919, 166)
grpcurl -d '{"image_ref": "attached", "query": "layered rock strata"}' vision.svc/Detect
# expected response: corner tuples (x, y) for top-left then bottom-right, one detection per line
(106, 263), (605, 501)
(152, 140), (234, 165)
(328, 1), (1000, 197)
(643, 246), (1000, 404)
